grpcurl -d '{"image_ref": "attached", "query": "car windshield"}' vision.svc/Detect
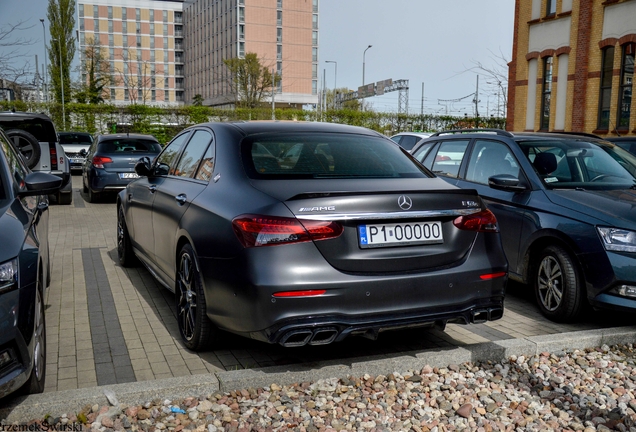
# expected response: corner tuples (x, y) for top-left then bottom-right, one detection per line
(243, 132), (432, 179)
(519, 138), (636, 190)
(59, 133), (93, 144)
(98, 139), (162, 154)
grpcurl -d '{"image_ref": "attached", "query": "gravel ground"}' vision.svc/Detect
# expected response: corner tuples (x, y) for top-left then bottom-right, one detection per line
(8, 344), (636, 432)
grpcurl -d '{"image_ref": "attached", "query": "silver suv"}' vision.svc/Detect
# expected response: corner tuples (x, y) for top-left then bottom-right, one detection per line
(0, 112), (72, 205)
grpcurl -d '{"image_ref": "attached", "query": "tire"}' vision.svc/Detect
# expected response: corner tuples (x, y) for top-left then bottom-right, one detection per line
(6, 129), (42, 169)
(57, 191), (72, 205)
(176, 244), (217, 351)
(117, 205), (138, 267)
(82, 178), (88, 193)
(533, 245), (584, 322)
(19, 288), (46, 394)
(87, 185), (99, 203)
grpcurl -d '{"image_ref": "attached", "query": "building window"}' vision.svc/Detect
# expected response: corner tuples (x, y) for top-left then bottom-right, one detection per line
(312, 47), (318, 62)
(239, 7), (245, 23)
(277, 44), (282, 60)
(110, 88), (115, 100)
(277, 10), (282, 26)
(124, 89), (129, 100)
(540, 56), (553, 130)
(150, 23), (154, 35)
(136, 35), (141, 47)
(312, 14), (318, 30)
(136, 22), (141, 34)
(108, 6), (112, 19)
(108, 20), (113, 33)
(277, 0), (282, 8)
(151, 50), (155, 62)
(163, 24), (168, 36)
(313, 0), (318, 13)
(136, 8), (140, 21)
(175, 11), (182, 24)
(312, 31), (318, 46)
(617, 43), (635, 130)
(152, 89), (156, 101)
(138, 89), (142, 100)
(239, 41), (245, 57)
(108, 34), (113, 46)
(239, 24), (245, 39)
(312, 63), (317, 79)
(123, 21), (127, 34)
(277, 28), (282, 43)
(79, 4), (84, 16)
(598, 46), (615, 130)
(546, 0), (556, 16)
(150, 37), (155, 49)
(164, 37), (168, 48)
(109, 48), (114, 60)
(312, 80), (317, 95)
(122, 8), (127, 21)
(93, 5), (98, 18)
(80, 32), (85, 44)
(277, 61), (282, 76)
(149, 9), (154, 21)
(80, 20), (84, 31)
(163, 10), (167, 22)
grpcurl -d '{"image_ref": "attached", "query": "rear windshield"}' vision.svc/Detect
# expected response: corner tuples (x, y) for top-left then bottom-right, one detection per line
(59, 133), (93, 144)
(98, 139), (162, 154)
(243, 132), (432, 179)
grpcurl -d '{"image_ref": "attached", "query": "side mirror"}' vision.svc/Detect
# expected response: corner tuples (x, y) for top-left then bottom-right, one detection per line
(79, 149), (87, 157)
(488, 174), (527, 192)
(19, 172), (63, 197)
(134, 157), (153, 177)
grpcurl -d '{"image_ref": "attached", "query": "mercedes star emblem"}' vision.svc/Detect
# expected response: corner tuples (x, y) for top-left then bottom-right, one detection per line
(398, 195), (412, 210)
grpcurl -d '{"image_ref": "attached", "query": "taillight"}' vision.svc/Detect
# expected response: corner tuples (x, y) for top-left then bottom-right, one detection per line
(232, 214), (343, 247)
(273, 290), (326, 297)
(453, 209), (499, 232)
(92, 156), (113, 169)
(49, 144), (57, 170)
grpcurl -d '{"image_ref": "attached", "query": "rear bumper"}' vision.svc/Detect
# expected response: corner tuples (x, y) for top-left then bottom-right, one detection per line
(89, 169), (136, 192)
(198, 231), (507, 346)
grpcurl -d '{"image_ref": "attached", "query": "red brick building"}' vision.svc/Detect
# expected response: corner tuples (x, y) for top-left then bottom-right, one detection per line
(508, 0), (635, 137)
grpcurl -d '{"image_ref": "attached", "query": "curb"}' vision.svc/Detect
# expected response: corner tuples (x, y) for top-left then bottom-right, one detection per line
(2, 326), (636, 422)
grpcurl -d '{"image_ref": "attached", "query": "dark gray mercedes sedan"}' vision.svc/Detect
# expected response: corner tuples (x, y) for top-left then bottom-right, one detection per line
(117, 122), (507, 350)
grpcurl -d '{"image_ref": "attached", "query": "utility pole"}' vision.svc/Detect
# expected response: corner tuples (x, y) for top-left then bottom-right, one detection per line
(420, 82), (424, 116)
(322, 68), (326, 121)
(40, 19), (48, 103)
(271, 68), (275, 120)
(474, 75), (480, 118)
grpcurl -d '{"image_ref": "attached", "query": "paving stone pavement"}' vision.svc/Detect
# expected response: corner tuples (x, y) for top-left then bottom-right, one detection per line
(42, 176), (634, 393)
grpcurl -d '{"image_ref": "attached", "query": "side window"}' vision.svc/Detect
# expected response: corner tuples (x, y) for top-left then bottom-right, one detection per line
(398, 135), (420, 151)
(194, 139), (216, 182)
(173, 130), (213, 178)
(430, 140), (469, 178)
(412, 142), (436, 163)
(1, 132), (28, 188)
(155, 131), (191, 176)
(465, 140), (520, 185)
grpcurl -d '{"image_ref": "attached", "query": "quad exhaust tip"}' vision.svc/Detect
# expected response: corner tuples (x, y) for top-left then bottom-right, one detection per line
(279, 327), (339, 347)
(471, 307), (504, 324)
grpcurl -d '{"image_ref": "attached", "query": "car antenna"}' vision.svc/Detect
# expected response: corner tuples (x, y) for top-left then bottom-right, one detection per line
(612, 121), (621, 138)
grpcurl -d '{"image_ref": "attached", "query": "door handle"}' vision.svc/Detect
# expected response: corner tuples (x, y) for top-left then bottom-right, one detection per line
(148, 185), (157, 193)
(175, 194), (187, 205)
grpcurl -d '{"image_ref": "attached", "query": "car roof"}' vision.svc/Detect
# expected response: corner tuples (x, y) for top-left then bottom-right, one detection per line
(604, 136), (636, 142)
(427, 129), (611, 144)
(59, 131), (92, 136)
(0, 111), (54, 122)
(188, 121), (382, 137)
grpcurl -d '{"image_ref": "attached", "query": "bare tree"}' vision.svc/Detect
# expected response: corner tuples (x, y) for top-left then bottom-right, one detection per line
(462, 48), (509, 116)
(224, 53), (278, 108)
(116, 47), (154, 104)
(76, 36), (111, 103)
(0, 20), (36, 88)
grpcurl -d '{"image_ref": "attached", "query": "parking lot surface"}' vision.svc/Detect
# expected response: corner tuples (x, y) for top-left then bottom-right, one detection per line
(42, 176), (632, 393)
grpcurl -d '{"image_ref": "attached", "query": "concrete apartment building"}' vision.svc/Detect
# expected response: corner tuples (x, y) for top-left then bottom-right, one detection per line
(77, 0), (185, 106)
(507, 0), (635, 137)
(183, 0), (319, 108)
(77, 0), (319, 108)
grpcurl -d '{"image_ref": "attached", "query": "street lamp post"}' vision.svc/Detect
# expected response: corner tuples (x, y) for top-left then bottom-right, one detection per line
(40, 19), (48, 103)
(52, 37), (66, 130)
(362, 45), (372, 86)
(325, 60), (337, 109)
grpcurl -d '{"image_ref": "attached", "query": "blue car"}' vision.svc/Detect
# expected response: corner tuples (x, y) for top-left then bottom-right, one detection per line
(412, 129), (636, 322)
(0, 129), (61, 399)
(82, 133), (162, 202)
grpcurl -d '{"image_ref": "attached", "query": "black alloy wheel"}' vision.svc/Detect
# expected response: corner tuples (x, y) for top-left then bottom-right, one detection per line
(176, 244), (216, 351)
(117, 206), (137, 267)
(6, 129), (41, 169)
(20, 287), (46, 394)
(534, 245), (584, 322)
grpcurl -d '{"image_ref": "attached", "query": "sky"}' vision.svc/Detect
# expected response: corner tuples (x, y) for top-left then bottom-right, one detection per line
(0, 0), (515, 116)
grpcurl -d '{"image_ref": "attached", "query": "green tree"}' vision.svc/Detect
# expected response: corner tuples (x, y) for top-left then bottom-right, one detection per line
(192, 94), (203, 106)
(47, 0), (75, 106)
(223, 53), (278, 108)
(75, 36), (110, 104)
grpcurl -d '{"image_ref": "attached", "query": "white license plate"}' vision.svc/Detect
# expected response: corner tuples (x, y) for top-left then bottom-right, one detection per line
(119, 172), (139, 179)
(358, 221), (443, 248)
(70, 158), (83, 164)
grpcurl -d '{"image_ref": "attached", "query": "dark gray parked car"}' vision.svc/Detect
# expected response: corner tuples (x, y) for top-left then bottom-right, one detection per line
(0, 128), (62, 399)
(82, 133), (162, 202)
(117, 121), (507, 350)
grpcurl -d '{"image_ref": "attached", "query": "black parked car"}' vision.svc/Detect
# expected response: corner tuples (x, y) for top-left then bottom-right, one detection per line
(82, 133), (162, 202)
(117, 121), (507, 350)
(412, 128), (636, 322)
(0, 129), (61, 399)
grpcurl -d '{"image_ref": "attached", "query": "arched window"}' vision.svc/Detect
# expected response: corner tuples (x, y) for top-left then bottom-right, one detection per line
(540, 56), (553, 130)
(617, 43), (635, 130)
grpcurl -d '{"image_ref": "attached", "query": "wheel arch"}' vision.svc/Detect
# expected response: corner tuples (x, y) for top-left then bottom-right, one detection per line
(519, 229), (584, 285)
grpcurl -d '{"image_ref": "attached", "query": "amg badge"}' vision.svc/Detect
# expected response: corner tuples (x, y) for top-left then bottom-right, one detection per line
(298, 206), (336, 212)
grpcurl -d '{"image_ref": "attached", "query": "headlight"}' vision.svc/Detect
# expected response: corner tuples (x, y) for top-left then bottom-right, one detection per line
(0, 259), (18, 293)
(598, 227), (636, 252)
